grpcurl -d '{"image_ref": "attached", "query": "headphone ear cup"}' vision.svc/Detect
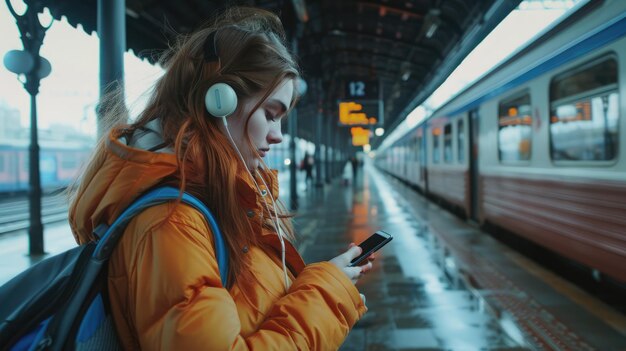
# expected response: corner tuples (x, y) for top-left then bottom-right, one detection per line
(205, 82), (238, 118)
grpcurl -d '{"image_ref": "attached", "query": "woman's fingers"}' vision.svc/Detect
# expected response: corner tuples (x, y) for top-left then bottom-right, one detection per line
(360, 261), (373, 274)
(349, 243), (376, 265)
(329, 243), (376, 284)
(346, 266), (362, 281)
(330, 246), (361, 266)
(341, 245), (362, 265)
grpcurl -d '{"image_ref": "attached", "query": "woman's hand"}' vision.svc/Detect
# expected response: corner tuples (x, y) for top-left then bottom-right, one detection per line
(329, 243), (374, 284)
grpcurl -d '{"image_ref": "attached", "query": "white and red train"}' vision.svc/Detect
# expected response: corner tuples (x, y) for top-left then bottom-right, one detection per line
(0, 139), (91, 195)
(376, 0), (626, 283)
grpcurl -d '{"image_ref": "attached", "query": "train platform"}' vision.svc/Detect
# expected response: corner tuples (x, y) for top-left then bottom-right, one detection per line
(1, 162), (626, 350)
(291, 163), (626, 350)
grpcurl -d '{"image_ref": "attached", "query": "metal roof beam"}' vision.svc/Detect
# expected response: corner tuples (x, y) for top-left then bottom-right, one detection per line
(321, 29), (439, 58)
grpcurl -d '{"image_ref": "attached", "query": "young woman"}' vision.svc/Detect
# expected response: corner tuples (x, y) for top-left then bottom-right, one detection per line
(69, 7), (372, 350)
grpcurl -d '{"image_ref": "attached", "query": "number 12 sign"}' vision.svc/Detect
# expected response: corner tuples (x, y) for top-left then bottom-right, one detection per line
(345, 80), (378, 99)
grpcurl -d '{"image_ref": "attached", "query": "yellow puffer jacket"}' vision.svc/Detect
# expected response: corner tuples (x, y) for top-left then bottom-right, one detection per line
(69, 128), (367, 350)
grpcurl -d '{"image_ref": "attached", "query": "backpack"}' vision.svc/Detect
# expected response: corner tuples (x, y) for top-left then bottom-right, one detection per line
(0, 186), (229, 351)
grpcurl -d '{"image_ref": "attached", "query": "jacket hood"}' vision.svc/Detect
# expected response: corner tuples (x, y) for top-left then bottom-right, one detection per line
(69, 126), (280, 245)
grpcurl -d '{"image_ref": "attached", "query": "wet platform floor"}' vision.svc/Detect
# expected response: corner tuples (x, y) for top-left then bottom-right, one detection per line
(292, 163), (626, 351)
(1, 163), (626, 350)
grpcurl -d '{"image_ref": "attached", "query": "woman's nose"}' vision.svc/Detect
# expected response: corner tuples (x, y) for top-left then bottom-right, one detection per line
(268, 125), (283, 144)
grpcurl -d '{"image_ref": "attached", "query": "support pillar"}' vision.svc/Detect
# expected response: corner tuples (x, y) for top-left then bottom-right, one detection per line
(314, 82), (324, 188)
(5, 1), (52, 255)
(324, 110), (331, 183)
(97, 0), (126, 137)
(288, 34), (300, 210)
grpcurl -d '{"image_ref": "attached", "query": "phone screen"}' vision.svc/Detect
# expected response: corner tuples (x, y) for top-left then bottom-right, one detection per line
(349, 231), (393, 267)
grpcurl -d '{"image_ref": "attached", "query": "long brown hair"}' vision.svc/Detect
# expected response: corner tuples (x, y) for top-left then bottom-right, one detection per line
(77, 7), (300, 286)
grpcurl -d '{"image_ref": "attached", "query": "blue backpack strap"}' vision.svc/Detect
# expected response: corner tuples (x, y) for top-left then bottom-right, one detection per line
(93, 186), (229, 287)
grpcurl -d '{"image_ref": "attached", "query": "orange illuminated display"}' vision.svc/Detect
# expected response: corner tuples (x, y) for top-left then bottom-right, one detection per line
(351, 127), (370, 146)
(339, 101), (378, 126)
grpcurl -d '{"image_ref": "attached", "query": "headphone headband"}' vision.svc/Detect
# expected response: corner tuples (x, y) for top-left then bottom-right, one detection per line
(203, 31), (219, 63)
(203, 29), (238, 118)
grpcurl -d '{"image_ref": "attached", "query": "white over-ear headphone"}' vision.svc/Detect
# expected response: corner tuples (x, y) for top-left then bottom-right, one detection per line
(204, 31), (238, 118)
(205, 82), (237, 118)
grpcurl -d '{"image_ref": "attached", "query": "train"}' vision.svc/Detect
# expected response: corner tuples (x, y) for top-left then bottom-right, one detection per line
(0, 132), (323, 195)
(375, 0), (626, 284)
(0, 139), (92, 194)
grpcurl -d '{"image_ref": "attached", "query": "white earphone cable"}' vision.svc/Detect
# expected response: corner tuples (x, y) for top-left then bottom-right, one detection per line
(221, 117), (291, 291)
(255, 169), (290, 290)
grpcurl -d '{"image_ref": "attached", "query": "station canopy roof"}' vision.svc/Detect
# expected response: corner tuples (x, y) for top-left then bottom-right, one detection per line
(27, 0), (520, 146)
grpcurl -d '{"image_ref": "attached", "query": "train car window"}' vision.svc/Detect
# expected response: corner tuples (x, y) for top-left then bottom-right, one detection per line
(549, 57), (619, 162)
(432, 128), (441, 164)
(444, 124), (453, 163)
(406, 141), (410, 162)
(415, 136), (420, 162)
(551, 58), (617, 101)
(457, 119), (465, 163)
(404, 140), (408, 162)
(498, 93), (532, 162)
(417, 135), (423, 164)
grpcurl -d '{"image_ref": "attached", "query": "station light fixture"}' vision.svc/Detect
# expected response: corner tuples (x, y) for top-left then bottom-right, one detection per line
(363, 144), (371, 153)
(4, 0), (53, 256)
(284, 158), (291, 166)
(3, 50), (52, 79)
(375, 127), (385, 136)
(424, 8), (441, 39)
(425, 23), (439, 38)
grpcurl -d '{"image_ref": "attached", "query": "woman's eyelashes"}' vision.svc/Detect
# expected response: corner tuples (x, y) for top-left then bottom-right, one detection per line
(265, 110), (278, 122)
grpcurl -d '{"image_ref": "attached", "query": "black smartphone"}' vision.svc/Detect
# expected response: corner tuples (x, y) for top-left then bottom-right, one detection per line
(348, 231), (393, 267)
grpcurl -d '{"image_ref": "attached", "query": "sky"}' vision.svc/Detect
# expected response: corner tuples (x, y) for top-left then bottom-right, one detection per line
(0, 0), (581, 141)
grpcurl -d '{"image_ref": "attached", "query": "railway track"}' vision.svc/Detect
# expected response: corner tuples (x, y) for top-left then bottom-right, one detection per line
(0, 195), (69, 235)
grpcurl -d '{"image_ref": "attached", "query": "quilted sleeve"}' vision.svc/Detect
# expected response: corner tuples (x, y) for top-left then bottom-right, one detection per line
(118, 204), (366, 350)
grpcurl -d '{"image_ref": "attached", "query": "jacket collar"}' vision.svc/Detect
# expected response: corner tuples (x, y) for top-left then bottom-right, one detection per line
(235, 167), (280, 216)
(236, 168), (305, 274)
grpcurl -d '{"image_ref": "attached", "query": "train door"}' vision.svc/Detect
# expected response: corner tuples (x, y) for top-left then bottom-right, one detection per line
(403, 141), (408, 179)
(468, 109), (480, 222)
(419, 125), (427, 192)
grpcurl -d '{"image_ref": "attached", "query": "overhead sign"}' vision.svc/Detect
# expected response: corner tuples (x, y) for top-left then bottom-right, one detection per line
(338, 100), (383, 126)
(351, 127), (370, 146)
(344, 79), (379, 100)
